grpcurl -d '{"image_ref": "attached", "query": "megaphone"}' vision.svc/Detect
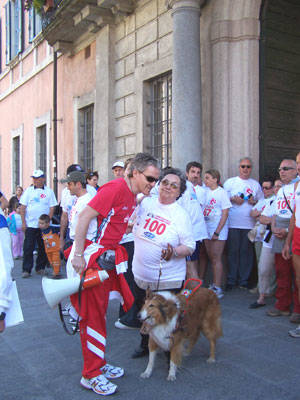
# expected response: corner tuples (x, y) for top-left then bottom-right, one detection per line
(42, 269), (109, 308)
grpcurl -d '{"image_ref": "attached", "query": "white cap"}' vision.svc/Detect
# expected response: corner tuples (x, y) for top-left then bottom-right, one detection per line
(31, 169), (45, 178)
(112, 161), (124, 169)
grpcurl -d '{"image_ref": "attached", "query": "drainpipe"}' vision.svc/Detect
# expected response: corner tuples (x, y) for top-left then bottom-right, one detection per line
(53, 50), (58, 197)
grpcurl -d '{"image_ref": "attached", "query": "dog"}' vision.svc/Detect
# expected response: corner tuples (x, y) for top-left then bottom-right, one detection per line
(139, 285), (222, 381)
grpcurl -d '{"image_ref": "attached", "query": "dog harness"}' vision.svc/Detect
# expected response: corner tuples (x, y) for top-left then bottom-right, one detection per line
(181, 278), (203, 302)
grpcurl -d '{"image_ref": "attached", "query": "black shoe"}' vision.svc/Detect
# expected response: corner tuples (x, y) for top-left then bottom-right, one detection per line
(225, 284), (234, 291)
(131, 347), (149, 359)
(249, 301), (266, 309)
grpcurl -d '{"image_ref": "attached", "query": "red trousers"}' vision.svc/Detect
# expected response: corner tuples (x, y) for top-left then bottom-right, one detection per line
(70, 268), (133, 379)
(274, 253), (300, 313)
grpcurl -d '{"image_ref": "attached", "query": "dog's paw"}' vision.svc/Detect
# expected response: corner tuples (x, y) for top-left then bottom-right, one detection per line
(206, 357), (216, 364)
(167, 374), (176, 381)
(140, 371), (151, 379)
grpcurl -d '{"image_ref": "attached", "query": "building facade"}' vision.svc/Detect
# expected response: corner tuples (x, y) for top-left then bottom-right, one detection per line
(0, 0), (299, 199)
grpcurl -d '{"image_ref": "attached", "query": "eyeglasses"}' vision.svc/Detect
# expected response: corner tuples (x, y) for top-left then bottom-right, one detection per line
(141, 172), (159, 183)
(278, 167), (295, 172)
(262, 186), (272, 190)
(160, 179), (180, 190)
(240, 165), (252, 169)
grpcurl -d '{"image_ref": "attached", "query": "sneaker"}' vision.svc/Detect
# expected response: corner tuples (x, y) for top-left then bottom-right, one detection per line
(288, 325), (300, 338)
(36, 269), (45, 276)
(69, 317), (78, 325)
(100, 363), (124, 379)
(80, 374), (117, 395)
(208, 285), (224, 299)
(290, 312), (300, 324)
(114, 319), (139, 330)
(249, 286), (258, 294)
(266, 307), (290, 317)
(22, 271), (31, 278)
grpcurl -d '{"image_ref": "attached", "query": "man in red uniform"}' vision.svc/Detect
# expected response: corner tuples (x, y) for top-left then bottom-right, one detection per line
(71, 153), (160, 396)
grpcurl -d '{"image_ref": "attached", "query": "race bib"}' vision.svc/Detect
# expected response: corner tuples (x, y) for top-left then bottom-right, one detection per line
(135, 212), (170, 247)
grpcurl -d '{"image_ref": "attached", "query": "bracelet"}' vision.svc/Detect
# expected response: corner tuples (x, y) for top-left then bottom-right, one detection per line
(214, 232), (220, 237)
(74, 253), (84, 257)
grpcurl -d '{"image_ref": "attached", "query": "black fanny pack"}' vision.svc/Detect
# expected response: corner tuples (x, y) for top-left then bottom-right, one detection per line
(96, 250), (116, 271)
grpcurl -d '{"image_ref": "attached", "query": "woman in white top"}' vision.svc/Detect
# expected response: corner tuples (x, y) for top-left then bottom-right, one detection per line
(203, 169), (232, 298)
(131, 167), (195, 358)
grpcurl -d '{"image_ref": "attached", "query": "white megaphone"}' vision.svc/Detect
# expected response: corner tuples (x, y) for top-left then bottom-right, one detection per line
(42, 269), (109, 308)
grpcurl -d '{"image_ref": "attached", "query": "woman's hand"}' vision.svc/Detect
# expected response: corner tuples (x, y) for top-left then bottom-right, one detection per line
(161, 243), (173, 261)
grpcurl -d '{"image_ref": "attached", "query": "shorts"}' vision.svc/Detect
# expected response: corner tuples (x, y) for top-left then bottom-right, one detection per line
(292, 226), (300, 256)
(186, 240), (201, 261)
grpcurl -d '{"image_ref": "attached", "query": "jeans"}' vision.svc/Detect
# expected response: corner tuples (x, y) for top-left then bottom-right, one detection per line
(227, 228), (254, 286)
(22, 227), (48, 273)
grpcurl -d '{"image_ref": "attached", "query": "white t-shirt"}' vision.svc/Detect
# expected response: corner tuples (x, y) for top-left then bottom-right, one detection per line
(194, 184), (206, 207)
(177, 180), (208, 241)
(294, 184), (300, 228)
(274, 183), (295, 220)
(203, 186), (232, 240)
(132, 196), (195, 284)
(20, 186), (57, 228)
(69, 192), (97, 240)
(223, 176), (263, 229)
(61, 185), (97, 221)
(261, 199), (276, 248)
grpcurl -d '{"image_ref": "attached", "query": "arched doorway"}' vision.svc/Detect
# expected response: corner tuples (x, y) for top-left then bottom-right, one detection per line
(259, 0), (300, 178)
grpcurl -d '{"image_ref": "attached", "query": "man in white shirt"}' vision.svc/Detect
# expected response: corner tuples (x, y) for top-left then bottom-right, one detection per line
(224, 157), (263, 289)
(20, 170), (57, 278)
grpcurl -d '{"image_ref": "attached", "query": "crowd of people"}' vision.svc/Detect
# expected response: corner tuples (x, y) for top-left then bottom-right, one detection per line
(1, 151), (300, 396)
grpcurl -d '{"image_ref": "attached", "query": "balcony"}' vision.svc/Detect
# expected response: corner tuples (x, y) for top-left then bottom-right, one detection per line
(42, 0), (135, 54)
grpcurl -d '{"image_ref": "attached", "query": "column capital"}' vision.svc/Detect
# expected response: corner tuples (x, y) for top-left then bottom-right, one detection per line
(166, 0), (208, 11)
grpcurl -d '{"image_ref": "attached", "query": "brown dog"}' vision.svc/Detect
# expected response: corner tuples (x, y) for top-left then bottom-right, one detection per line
(139, 285), (222, 381)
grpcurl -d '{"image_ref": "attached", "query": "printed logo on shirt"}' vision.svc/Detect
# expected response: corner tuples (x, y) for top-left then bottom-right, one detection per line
(41, 194), (46, 199)
(280, 210), (288, 215)
(144, 231), (155, 240)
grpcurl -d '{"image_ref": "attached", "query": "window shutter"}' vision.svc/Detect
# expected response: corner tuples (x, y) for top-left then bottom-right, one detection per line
(28, 7), (33, 42)
(14, 0), (23, 55)
(35, 10), (42, 35)
(5, 2), (11, 64)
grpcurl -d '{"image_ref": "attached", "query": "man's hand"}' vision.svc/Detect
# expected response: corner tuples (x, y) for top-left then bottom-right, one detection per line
(71, 255), (86, 275)
(273, 227), (287, 239)
(248, 197), (257, 206)
(282, 243), (291, 260)
(231, 195), (244, 205)
(161, 243), (173, 261)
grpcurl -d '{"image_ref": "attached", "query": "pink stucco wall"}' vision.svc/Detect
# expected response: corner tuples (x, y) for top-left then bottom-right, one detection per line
(0, 3), (96, 201)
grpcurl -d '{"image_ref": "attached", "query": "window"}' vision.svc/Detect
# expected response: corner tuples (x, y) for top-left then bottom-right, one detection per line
(78, 105), (94, 171)
(28, 7), (42, 42)
(148, 73), (172, 168)
(12, 136), (20, 189)
(36, 124), (47, 176)
(5, 0), (23, 64)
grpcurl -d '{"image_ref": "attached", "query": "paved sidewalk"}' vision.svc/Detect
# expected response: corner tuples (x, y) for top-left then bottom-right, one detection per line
(1, 260), (300, 400)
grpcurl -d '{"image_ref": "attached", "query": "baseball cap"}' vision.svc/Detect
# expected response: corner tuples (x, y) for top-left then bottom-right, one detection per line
(60, 171), (86, 184)
(66, 164), (84, 174)
(31, 169), (45, 178)
(112, 161), (124, 169)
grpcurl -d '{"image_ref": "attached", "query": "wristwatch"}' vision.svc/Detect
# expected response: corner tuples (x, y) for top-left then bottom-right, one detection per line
(0, 312), (6, 320)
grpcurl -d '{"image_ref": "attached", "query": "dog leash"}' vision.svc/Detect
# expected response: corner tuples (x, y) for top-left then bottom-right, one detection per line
(156, 260), (164, 291)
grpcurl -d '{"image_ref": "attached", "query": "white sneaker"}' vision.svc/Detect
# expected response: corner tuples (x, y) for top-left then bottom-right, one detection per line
(209, 285), (224, 299)
(114, 319), (138, 330)
(101, 363), (124, 379)
(61, 303), (71, 316)
(80, 374), (117, 396)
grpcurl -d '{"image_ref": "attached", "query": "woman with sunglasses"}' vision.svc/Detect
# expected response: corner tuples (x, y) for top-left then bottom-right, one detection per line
(86, 170), (99, 190)
(131, 167), (195, 358)
(203, 169), (232, 299)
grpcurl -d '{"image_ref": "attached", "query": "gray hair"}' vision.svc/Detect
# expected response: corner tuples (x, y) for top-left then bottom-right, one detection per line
(239, 157), (253, 165)
(159, 167), (186, 198)
(127, 153), (159, 177)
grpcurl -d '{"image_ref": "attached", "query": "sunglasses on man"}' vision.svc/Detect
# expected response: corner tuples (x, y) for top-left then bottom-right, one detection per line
(240, 165), (252, 169)
(141, 172), (159, 183)
(278, 167), (295, 172)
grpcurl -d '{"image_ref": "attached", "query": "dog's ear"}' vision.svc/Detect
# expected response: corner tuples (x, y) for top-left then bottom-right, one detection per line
(146, 287), (154, 299)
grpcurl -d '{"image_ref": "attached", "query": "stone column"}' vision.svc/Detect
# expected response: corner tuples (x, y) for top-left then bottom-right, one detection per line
(168, 0), (203, 169)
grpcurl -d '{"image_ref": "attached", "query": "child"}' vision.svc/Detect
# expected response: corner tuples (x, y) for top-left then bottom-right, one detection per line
(38, 214), (61, 278)
(7, 202), (24, 259)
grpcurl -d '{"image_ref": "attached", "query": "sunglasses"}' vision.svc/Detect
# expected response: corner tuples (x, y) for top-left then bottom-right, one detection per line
(141, 172), (159, 183)
(240, 165), (252, 169)
(160, 179), (180, 190)
(262, 186), (272, 190)
(278, 167), (295, 172)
